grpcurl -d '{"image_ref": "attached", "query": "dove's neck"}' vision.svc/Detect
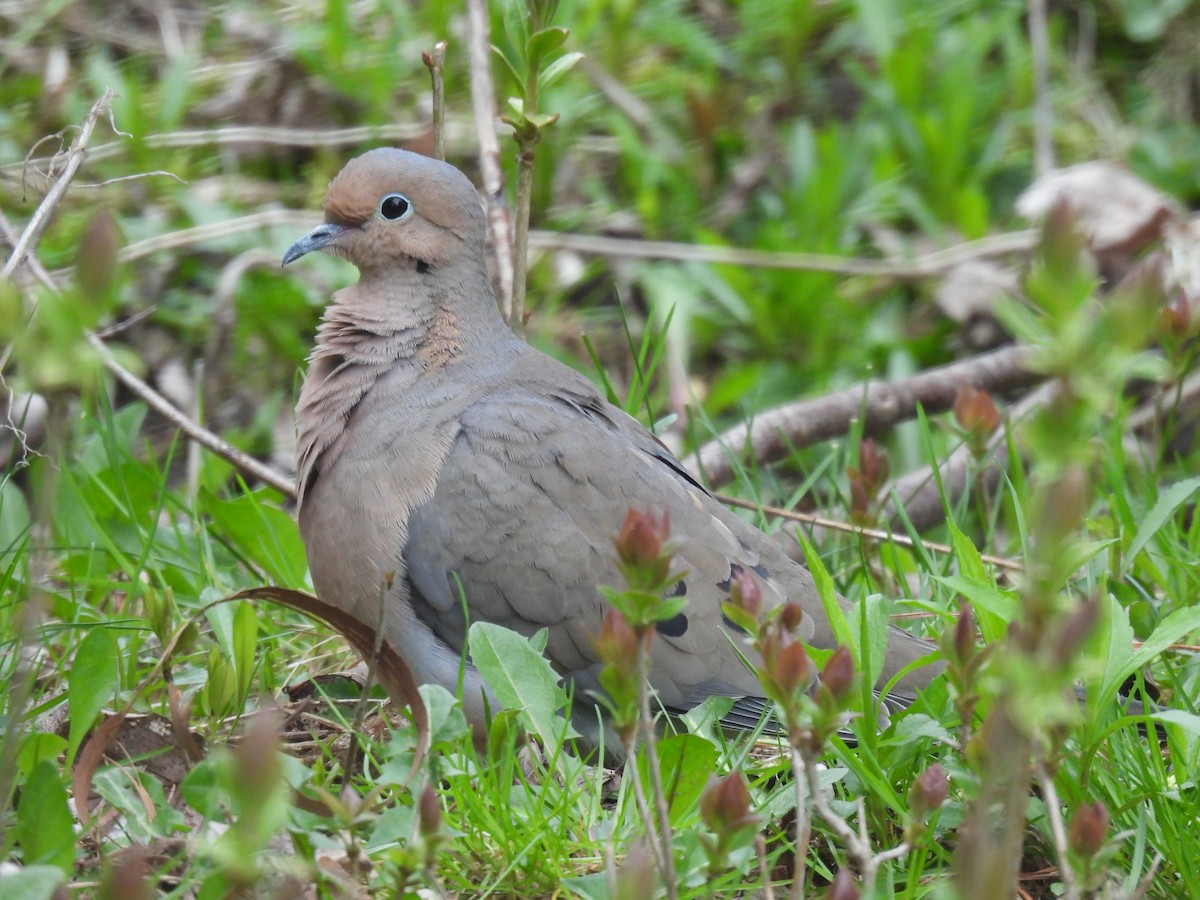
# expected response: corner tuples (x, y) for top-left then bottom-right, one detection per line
(295, 263), (513, 505)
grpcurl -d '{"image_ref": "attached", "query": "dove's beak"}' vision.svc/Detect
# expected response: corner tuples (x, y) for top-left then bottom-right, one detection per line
(283, 222), (352, 266)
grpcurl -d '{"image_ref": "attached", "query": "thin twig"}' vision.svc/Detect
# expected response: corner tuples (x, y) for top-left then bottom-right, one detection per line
(423, 41), (448, 161)
(754, 833), (777, 900)
(3, 89), (114, 280)
(85, 332), (296, 497)
(1028, 0), (1055, 177)
(528, 228), (1038, 279)
(715, 493), (1024, 572)
(1034, 760), (1079, 900)
(464, 0), (515, 320)
(3, 124), (470, 177)
(621, 733), (670, 880)
(789, 749), (810, 900)
(636, 642), (679, 900)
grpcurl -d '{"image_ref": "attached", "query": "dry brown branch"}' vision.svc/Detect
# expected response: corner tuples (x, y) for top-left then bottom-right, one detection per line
(528, 228), (1038, 278)
(464, 0), (515, 320)
(1029, 0), (1055, 176)
(687, 344), (1042, 489)
(3, 89), (114, 280)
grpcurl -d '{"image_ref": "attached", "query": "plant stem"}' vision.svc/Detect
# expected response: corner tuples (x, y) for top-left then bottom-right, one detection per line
(637, 639), (678, 900)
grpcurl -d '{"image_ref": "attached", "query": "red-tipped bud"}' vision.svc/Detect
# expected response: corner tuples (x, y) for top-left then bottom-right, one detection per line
(595, 609), (639, 667)
(954, 384), (1001, 435)
(770, 640), (811, 696)
(952, 603), (976, 663)
(780, 602), (805, 633)
(1068, 800), (1109, 859)
(730, 567), (763, 619)
(858, 438), (888, 487)
(908, 763), (948, 817)
(616, 508), (670, 567)
(418, 783), (442, 839)
(820, 646), (855, 704)
(825, 868), (861, 900)
(699, 772), (756, 833)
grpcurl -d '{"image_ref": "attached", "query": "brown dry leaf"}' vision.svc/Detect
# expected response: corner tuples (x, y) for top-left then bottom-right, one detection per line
(228, 586), (429, 781)
(1016, 161), (1182, 271)
(934, 259), (1020, 349)
(73, 712), (128, 829)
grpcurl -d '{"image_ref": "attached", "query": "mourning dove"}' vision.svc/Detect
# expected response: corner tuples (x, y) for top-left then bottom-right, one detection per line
(283, 148), (940, 748)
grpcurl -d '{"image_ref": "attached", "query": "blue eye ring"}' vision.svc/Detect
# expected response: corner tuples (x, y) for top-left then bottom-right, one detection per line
(378, 192), (412, 221)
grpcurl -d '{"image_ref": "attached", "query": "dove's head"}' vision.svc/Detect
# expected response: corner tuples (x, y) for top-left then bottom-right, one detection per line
(283, 148), (487, 275)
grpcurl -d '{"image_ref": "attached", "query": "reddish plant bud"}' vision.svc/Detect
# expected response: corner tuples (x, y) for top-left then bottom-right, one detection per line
(908, 763), (948, 817)
(825, 868), (861, 900)
(858, 439), (889, 490)
(730, 566), (763, 619)
(418, 783), (442, 839)
(847, 466), (871, 522)
(820, 646), (855, 704)
(595, 609), (639, 667)
(616, 508), (670, 567)
(780, 602), (805, 633)
(75, 208), (121, 299)
(1068, 800), (1109, 859)
(700, 772), (756, 832)
(953, 384), (1001, 435)
(770, 640), (811, 696)
(953, 603), (976, 663)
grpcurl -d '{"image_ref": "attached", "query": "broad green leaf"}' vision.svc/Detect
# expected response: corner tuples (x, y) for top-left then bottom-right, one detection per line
(1123, 476), (1200, 576)
(67, 626), (119, 762)
(16, 761), (74, 874)
(468, 622), (577, 746)
(635, 733), (717, 825)
(0, 866), (67, 900)
(1102, 604), (1200, 701)
(1151, 708), (1200, 738)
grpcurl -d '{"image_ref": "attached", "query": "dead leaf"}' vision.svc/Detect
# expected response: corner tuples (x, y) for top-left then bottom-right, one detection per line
(228, 586), (429, 782)
(1016, 161), (1182, 271)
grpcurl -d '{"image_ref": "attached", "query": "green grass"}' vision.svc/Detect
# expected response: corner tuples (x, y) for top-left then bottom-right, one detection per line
(3, 0), (1200, 897)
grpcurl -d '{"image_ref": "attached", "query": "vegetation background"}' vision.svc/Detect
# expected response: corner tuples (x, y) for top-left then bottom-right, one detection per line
(3, 0), (1200, 897)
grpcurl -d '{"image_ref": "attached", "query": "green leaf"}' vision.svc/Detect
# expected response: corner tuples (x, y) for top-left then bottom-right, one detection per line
(468, 622), (578, 746)
(0, 866), (67, 900)
(933, 575), (1018, 636)
(232, 601), (259, 709)
(1102, 603), (1200, 701)
(797, 531), (850, 648)
(67, 626), (119, 762)
(1123, 476), (1200, 575)
(16, 761), (75, 873)
(1151, 708), (1200, 738)
(490, 44), (524, 94)
(635, 733), (717, 825)
(848, 594), (888, 688)
(537, 50), (584, 92)
(527, 26), (568, 67)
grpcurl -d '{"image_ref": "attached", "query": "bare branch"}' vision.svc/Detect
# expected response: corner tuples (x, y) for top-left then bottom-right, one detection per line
(687, 344), (1042, 489)
(464, 0), (515, 320)
(528, 228), (1038, 278)
(86, 331), (296, 498)
(3, 88), (114, 280)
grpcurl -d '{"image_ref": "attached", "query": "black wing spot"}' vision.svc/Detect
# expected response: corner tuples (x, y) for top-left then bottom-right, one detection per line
(656, 612), (689, 637)
(752, 563), (770, 580)
(715, 562), (745, 593)
(667, 580), (687, 597)
(721, 613), (750, 635)
(416, 259), (431, 275)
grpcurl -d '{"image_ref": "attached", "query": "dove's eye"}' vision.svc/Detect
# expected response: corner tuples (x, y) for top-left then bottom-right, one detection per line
(378, 193), (412, 221)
